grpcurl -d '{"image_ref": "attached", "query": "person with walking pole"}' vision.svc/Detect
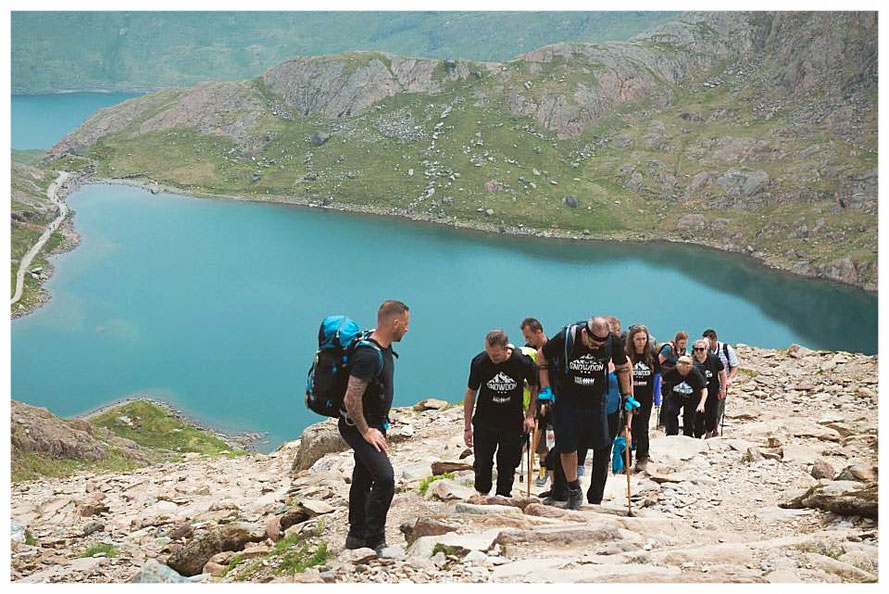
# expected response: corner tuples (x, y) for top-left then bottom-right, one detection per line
(625, 324), (660, 472)
(536, 316), (634, 510)
(703, 329), (739, 436)
(464, 330), (537, 497)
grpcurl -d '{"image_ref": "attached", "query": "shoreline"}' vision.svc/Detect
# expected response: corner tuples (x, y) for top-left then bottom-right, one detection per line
(101, 176), (877, 293)
(73, 395), (267, 454)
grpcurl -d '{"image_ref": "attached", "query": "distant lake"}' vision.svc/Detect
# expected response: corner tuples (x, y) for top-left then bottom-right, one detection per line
(11, 92), (140, 150)
(11, 184), (878, 451)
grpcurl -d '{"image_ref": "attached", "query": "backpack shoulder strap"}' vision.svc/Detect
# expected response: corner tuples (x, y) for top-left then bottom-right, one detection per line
(564, 324), (578, 375)
(354, 338), (385, 378)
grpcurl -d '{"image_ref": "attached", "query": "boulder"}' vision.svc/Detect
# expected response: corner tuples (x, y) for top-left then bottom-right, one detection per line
(407, 529), (503, 558)
(166, 523), (266, 577)
(292, 420), (347, 472)
(835, 464), (877, 483)
(781, 480), (877, 518)
(811, 459), (835, 480)
(454, 502), (522, 516)
(564, 195), (578, 208)
(399, 517), (458, 544)
(430, 461), (473, 475)
(168, 522), (194, 541)
(413, 398), (449, 411)
(429, 479), (476, 501)
(128, 559), (191, 583)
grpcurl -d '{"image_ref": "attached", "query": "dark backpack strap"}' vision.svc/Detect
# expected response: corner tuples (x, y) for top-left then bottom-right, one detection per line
(563, 324), (578, 375)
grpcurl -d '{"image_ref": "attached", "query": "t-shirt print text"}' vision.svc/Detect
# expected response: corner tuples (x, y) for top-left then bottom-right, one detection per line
(487, 372), (518, 402)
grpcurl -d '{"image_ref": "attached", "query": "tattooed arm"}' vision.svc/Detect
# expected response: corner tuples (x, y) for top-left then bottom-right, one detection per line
(344, 375), (387, 452)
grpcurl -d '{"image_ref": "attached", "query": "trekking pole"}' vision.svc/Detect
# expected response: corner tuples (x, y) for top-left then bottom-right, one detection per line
(720, 391), (727, 437)
(624, 424), (633, 517)
(526, 435), (533, 497)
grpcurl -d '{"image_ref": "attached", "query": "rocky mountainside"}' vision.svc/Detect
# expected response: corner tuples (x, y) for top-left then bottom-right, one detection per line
(10, 345), (878, 583)
(46, 11), (877, 289)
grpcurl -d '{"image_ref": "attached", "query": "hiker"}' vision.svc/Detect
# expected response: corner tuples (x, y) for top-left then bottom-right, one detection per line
(340, 300), (410, 553)
(464, 329), (537, 497)
(521, 317), (551, 487)
(662, 355), (707, 437)
(578, 315), (624, 477)
(537, 316), (634, 509)
(657, 330), (688, 427)
(703, 329), (739, 436)
(691, 339), (726, 438)
(626, 324), (660, 471)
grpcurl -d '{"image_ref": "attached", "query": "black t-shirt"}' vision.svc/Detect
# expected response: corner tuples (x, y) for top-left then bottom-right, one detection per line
(349, 340), (395, 426)
(693, 353), (724, 397)
(541, 325), (628, 406)
(468, 349), (537, 431)
(662, 367), (706, 401)
(630, 348), (661, 401)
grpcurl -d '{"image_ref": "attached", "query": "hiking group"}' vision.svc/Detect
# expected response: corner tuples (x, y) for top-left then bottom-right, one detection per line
(305, 301), (739, 553)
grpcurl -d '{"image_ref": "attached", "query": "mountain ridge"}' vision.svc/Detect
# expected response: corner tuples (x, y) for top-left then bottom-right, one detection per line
(43, 11), (878, 290)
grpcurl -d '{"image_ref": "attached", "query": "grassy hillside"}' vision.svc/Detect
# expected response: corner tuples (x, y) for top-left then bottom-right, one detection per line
(11, 400), (244, 483)
(11, 11), (678, 93)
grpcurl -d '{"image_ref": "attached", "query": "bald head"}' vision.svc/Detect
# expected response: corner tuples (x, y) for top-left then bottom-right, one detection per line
(587, 316), (610, 335)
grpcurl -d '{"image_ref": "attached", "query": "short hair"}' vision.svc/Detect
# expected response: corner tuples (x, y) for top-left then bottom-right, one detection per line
(702, 328), (718, 340)
(587, 316), (610, 335)
(677, 355), (693, 366)
(520, 317), (543, 333)
(693, 339), (708, 349)
(378, 300), (409, 323)
(486, 329), (509, 348)
(674, 330), (689, 344)
(604, 315), (622, 335)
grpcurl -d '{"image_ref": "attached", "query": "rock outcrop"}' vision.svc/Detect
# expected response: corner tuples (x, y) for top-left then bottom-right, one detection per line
(9, 345), (878, 583)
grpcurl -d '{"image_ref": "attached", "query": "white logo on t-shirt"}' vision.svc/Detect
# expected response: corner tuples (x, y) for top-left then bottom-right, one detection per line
(633, 361), (652, 387)
(673, 381), (693, 396)
(568, 354), (605, 374)
(487, 372), (518, 393)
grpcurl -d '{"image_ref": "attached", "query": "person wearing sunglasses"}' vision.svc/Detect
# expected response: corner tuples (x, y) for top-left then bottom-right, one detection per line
(691, 339), (726, 438)
(536, 316), (634, 510)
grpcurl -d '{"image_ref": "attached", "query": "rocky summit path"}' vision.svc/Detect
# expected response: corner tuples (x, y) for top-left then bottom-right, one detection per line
(10, 345), (878, 583)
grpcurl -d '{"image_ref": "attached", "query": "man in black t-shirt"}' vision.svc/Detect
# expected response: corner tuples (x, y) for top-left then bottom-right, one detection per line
(538, 316), (633, 510)
(662, 355), (708, 437)
(464, 329), (537, 497)
(340, 300), (410, 554)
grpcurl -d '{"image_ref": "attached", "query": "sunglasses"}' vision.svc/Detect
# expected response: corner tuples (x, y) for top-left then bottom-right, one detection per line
(587, 331), (610, 344)
(693, 347), (706, 351)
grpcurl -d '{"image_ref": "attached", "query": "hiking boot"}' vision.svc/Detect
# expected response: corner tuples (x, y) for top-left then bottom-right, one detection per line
(586, 487), (602, 505)
(634, 457), (649, 473)
(535, 474), (548, 487)
(344, 534), (366, 550)
(566, 486), (583, 510)
(365, 536), (388, 555)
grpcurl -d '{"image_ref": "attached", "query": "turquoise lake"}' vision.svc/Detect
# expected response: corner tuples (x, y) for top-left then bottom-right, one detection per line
(11, 184), (878, 451)
(11, 92), (140, 150)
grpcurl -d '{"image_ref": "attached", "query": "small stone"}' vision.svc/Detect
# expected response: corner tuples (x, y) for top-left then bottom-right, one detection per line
(811, 460), (835, 480)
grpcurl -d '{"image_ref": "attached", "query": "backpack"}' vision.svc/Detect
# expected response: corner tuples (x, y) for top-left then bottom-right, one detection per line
(305, 315), (383, 418)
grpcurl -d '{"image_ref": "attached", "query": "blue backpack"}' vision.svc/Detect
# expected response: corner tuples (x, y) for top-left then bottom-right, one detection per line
(305, 315), (383, 418)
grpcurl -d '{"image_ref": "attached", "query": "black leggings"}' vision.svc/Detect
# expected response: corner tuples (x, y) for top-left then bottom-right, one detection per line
(338, 417), (395, 546)
(665, 393), (700, 437)
(472, 423), (522, 496)
(632, 391), (654, 460)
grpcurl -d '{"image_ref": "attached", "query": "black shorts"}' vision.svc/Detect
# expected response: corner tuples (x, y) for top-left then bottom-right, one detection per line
(553, 399), (610, 453)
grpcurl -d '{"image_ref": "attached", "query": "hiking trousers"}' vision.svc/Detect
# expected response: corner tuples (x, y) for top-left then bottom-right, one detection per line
(631, 390), (654, 460)
(338, 417), (395, 546)
(665, 393), (697, 437)
(472, 423), (522, 496)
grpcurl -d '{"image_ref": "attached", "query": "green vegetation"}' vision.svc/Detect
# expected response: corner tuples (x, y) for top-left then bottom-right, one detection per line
(231, 530), (331, 581)
(89, 400), (242, 457)
(24, 530), (37, 546)
(11, 400), (244, 483)
(418, 472), (455, 495)
(12, 12), (678, 92)
(221, 554), (244, 578)
(81, 544), (117, 558)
